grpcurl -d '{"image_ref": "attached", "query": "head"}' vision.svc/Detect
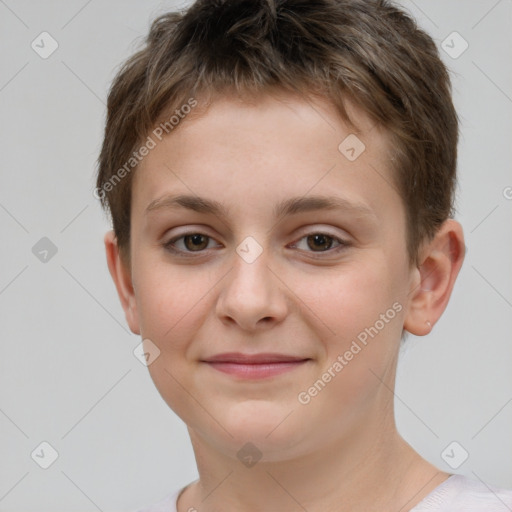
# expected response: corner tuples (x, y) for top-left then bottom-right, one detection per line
(97, 0), (465, 462)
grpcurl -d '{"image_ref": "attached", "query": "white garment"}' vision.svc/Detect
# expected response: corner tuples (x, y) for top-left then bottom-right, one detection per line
(409, 474), (512, 511)
(136, 474), (512, 512)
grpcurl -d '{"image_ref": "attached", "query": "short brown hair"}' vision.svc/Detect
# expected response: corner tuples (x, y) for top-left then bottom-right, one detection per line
(96, 0), (459, 266)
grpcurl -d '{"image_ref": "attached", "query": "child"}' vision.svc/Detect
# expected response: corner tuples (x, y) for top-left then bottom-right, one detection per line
(95, 0), (512, 510)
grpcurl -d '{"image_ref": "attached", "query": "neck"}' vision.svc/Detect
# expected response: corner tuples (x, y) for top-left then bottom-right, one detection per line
(179, 413), (449, 512)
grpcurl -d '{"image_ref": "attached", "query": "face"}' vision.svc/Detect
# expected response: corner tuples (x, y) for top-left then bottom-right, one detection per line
(120, 92), (418, 461)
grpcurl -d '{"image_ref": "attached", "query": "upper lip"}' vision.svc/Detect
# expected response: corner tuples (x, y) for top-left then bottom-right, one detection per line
(202, 352), (310, 364)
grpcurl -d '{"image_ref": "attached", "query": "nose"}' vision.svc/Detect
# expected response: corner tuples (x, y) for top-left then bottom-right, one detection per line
(215, 244), (289, 332)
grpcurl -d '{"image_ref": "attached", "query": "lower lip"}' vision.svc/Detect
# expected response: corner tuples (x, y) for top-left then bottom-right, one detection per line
(204, 360), (309, 379)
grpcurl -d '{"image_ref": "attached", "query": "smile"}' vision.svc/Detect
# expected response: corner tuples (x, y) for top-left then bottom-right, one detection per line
(201, 353), (311, 379)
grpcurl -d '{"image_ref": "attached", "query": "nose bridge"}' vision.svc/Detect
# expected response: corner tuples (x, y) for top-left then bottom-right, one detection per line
(216, 234), (287, 329)
(230, 234), (273, 304)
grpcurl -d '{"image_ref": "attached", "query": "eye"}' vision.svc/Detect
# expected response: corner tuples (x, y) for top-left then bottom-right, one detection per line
(291, 232), (349, 256)
(164, 233), (219, 255)
(163, 231), (350, 257)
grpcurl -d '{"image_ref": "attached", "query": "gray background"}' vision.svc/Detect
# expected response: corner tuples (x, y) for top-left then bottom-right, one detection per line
(0, 1), (511, 510)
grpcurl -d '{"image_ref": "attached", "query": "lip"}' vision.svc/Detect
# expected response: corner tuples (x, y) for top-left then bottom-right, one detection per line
(203, 352), (309, 364)
(201, 352), (311, 379)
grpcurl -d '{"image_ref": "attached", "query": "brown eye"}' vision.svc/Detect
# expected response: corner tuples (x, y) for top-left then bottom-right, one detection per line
(291, 232), (349, 257)
(306, 234), (335, 251)
(164, 232), (217, 255)
(183, 234), (209, 251)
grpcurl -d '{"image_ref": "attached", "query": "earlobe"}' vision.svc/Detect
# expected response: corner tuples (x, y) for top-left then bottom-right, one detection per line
(403, 219), (465, 336)
(104, 230), (140, 335)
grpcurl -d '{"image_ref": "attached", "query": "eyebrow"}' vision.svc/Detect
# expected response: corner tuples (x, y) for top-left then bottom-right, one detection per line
(144, 193), (376, 221)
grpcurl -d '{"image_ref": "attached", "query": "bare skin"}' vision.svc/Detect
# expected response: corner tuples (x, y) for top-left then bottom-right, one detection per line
(105, 90), (465, 512)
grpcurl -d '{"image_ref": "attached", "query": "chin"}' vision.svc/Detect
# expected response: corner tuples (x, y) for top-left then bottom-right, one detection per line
(218, 400), (309, 456)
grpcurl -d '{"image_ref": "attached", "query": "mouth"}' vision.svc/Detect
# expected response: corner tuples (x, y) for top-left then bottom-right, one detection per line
(201, 352), (311, 379)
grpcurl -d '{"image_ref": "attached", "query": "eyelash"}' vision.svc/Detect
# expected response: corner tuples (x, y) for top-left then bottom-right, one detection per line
(163, 231), (350, 258)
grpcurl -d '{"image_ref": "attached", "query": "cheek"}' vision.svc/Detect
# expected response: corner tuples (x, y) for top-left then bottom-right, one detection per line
(301, 259), (403, 341)
(295, 268), (403, 432)
(133, 257), (211, 353)
(134, 262), (214, 417)
(301, 259), (405, 392)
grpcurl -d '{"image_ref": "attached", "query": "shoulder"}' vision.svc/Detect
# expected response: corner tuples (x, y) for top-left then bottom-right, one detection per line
(134, 486), (183, 512)
(411, 474), (512, 512)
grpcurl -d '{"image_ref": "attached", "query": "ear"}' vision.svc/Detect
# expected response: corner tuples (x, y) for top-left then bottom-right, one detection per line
(104, 230), (140, 335)
(404, 219), (465, 336)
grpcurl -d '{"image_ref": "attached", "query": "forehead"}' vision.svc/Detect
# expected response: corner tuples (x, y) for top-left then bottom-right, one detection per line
(132, 91), (399, 221)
